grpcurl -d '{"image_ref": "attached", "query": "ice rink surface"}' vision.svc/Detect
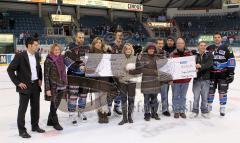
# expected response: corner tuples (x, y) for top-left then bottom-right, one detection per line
(0, 62), (239, 143)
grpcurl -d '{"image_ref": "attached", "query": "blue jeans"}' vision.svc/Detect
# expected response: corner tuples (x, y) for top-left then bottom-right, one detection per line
(143, 94), (159, 114)
(160, 84), (170, 112)
(192, 80), (209, 114)
(107, 94), (121, 108)
(172, 83), (189, 113)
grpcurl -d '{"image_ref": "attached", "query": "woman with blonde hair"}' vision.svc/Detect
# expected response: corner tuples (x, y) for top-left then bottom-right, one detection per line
(44, 44), (67, 130)
(118, 43), (139, 125)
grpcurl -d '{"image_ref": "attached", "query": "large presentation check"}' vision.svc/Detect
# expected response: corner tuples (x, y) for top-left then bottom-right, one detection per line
(85, 54), (136, 77)
(85, 54), (196, 80)
(157, 56), (197, 80)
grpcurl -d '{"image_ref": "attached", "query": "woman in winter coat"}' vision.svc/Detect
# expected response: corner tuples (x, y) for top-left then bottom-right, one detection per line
(129, 44), (172, 121)
(44, 44), (67, 130)
(118, 43), (140, 125)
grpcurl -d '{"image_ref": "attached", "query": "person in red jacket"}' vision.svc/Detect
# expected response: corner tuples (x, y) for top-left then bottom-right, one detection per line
(170, 37), (192, 119)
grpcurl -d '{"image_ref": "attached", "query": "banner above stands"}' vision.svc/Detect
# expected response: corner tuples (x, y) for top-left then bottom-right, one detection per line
(1, 0), (143, 11)
(223, 0), (240, 6)
(62, 0), (143, 12)
(51, 14), (72, 22)
(1, 0), (57, 4)
(146, 22), (172, 28)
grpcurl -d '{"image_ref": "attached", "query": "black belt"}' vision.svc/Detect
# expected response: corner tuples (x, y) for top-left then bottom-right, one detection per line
(31, 80), (38, 84)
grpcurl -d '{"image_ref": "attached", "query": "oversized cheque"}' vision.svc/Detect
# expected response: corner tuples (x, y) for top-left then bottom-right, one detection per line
(157, 56), (197, 80)
(85, 54), (129, 77)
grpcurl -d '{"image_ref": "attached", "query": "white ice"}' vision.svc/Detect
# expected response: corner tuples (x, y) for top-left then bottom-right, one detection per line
(0, 62), (239, 143)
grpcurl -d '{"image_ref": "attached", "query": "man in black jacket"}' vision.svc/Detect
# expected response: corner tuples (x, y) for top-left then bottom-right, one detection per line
(107, 29), (125, 116)
(7, 37), (45, 138)
(163, 36), (176, 56)
(190, 41), (213, 119)
(160, 36), (176, 116)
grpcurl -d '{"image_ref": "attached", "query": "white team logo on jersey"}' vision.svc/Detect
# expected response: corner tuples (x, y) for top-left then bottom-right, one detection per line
(218, 50), (226, 55)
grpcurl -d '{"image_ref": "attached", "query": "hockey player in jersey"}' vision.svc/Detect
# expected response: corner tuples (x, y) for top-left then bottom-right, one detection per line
(207, 32), (236, 116)
(64, 32), (90, 124)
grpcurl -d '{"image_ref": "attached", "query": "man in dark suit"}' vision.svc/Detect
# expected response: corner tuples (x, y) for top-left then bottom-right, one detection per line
(7, 37), (45, 138)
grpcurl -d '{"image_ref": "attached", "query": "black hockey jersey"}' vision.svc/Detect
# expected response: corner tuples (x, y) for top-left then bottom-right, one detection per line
(64, 42), (90, 76)
(207, 44), (236, 78)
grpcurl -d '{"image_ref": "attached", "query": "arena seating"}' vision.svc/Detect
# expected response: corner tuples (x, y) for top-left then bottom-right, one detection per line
(175, 12), (240, 46)
(0, 11), (44, 36)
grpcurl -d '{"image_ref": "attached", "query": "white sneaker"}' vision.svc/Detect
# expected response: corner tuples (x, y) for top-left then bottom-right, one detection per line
(79, 112), (87, 121)
(201, 113), (210, 119)
(69, 113), (78, 125)
(189, 112), (198, 118)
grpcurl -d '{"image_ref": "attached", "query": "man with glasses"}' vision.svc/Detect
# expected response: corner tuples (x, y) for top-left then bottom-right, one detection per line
(170, 37), (192, 119)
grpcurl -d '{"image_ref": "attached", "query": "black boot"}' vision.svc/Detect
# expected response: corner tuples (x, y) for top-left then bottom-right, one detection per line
(128, 114), (133, 123)
(151, 113), (161, 120)
(47, 113), (54, 126)
(118, 118), (128, 125)
(119, 102), (128, 125)
(53, 123), (63, 130)
(162, 111), (171, 117)
(144, 113), (151, 121)
(48, 101), (63, 130)
(47, 113), (63, 130)
(52, 115), (63, 130)
(128, 103), (134, 123)
(19, 131), (31, 138)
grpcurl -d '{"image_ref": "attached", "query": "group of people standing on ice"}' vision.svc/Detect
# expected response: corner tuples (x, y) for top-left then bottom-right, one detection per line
(7, 29), (236, 138)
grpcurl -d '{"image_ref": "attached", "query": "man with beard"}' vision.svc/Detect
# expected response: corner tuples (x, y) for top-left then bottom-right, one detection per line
(159, 36), (177, 116)
(64, 31), (90, 125)
(155, 38), (172, 117)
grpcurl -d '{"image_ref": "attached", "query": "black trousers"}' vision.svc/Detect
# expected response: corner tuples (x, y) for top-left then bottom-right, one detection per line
(208, 78), (228, 105)
(107, 77), (121, 107)
(17, 83), (40, 134)
(120, 83), (136, 118)
(48, 90), (65, 124)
